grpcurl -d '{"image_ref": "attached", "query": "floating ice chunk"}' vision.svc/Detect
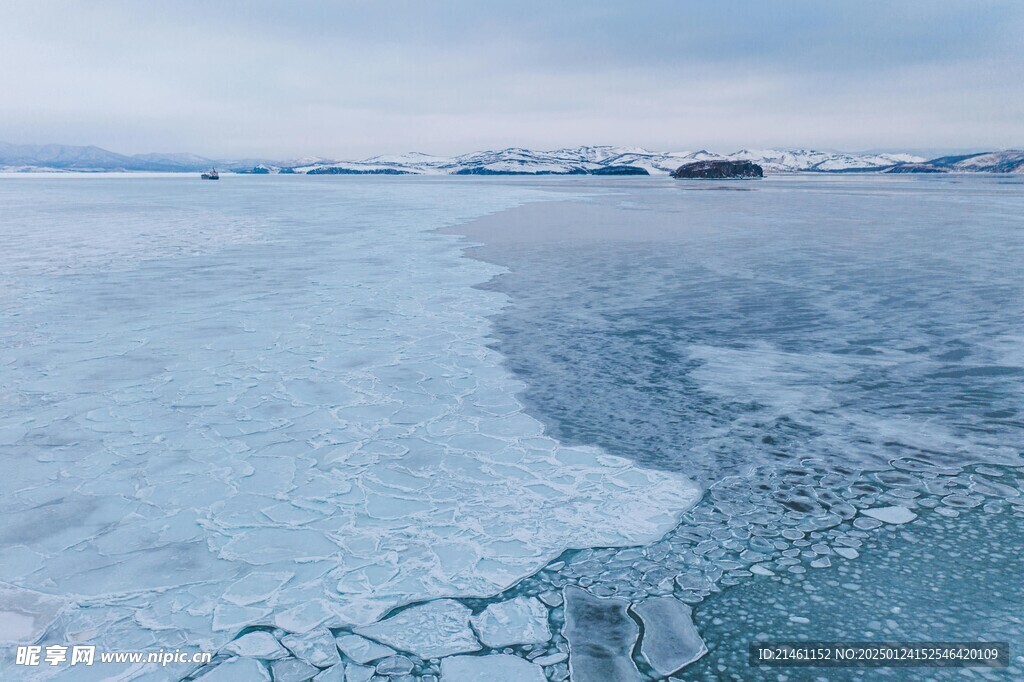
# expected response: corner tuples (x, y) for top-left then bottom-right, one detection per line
(342, 663), (376, 682)
(375, 655), (415, 675)
(198, 657), (271, 681)
(862, 506), (917, 525)
(834, 547), (859, 560)
(0, 584), (67, 643)
(270, 657), (320, 682)
(562, 587), (641, 681)
(533, 652), (568, 666)
(282, 629), (340, 668)
(223, 631), (289, 659)
(632, 596), (707, 675)
(355, 599), (480, 659)
(539, 591), (563, 607)
(335, 633), (395, 664)
(749, 564), (775, 576)
(311, 665), (345, 682)
(441, 653), (546, 682)
(470, 596), (551, 648)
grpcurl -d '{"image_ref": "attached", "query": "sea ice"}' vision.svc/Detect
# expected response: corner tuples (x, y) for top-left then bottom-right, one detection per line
(223, 631), (290, 660)
(470, 596), (551, 648)
(562, 586), (641, 681)
(862, 506), (917, 525)
(0, 584), (67, 643)
(342, 663), (376, 682)
(375, 655), (415, 675)
(0, 179), (701, 665)
(282, 629), (340, 667)
(334, 633), (394, 664)
(197, 657), (270, 681)
(441, 653), (546, 682)
(354, 600), (480, 658)
(533, 652), (568, 666)
(270, 657), (320, 682)
(311, 665), (345, 682)
(633, 596), (707, 675)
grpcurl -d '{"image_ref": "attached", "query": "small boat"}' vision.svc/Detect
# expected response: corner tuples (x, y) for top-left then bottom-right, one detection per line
(201, 168), (219, 180)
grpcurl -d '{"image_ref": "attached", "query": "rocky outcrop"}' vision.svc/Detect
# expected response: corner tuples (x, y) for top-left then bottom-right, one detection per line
(590, 165), (649, 175)
(885, 163), (946, 174)
(672, 159), (763, 178)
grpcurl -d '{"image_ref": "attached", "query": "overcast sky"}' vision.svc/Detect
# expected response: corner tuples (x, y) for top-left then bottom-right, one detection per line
(1, 1), (1022, 159)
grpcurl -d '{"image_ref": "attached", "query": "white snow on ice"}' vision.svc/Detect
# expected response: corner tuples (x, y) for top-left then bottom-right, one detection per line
(0, 177), (699, 678)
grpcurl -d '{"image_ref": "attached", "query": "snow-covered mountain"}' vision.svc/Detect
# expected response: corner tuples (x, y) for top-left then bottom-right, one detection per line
(4, 141), (1021, 175)
(0, 142), (268, 172)
(292, 146), (928, 176)
(925, 150), (1024, 173)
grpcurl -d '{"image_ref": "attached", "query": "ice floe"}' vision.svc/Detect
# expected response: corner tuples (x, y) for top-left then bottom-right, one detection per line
(334, 633), (394, 664)
(269, 657), (319, 682)
(197, 657), (270, 681)
(862, 506), (917, 524)
(441, 653), (546, 682)
(633, 596), (707, 675)
(0, 179), (698, 672)
(354, 600), (480, 659)
(562, 586), (641, 681)
(0, 584), (67, 643)
(281, 629), (339, 668)
(470, 596), (551, 648)
(223, 631), (290, 660)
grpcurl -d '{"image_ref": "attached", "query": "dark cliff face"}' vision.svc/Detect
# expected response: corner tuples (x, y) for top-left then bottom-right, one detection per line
(671, 160), (763, 179)
(885, 163), (946, 174)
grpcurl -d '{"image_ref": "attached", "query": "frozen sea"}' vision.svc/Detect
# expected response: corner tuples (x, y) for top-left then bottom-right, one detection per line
(1, 173), (1023, 681)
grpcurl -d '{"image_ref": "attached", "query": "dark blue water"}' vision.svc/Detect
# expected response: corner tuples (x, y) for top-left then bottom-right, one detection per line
(461, 175), (1024, 679)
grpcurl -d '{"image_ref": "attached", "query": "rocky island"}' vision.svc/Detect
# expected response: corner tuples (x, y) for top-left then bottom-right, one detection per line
(672, 159), (763, 179)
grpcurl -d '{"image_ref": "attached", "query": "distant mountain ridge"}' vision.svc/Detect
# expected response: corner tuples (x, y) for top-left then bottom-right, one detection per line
(1, 141), (1021, 175)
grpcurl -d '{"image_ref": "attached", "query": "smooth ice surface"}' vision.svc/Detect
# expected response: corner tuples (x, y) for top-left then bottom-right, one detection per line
(862, 506), (917, 525)
(440, 653), (546, 682)
(269, 658), (319, 682)
(0, 585), (67, 643)
(0, 176), (699, 675)
(197, 657), (270, 682)
(633, 596), (707, 675)
(354, 599), (480, 659)
(333, 634), (394, 664)
(281, 630), (339, 668)
(562, 586), (641, 681)
(470, 596), (551, 647)
(223, 632), (290, 659)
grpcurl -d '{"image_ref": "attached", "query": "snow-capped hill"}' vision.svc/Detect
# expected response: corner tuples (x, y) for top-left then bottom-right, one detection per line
(440, 147), (601, 174)
(363, 151), (450, 166)
(3, 141), (1016, 175)
(716, 149), (925, 172)
(0, 142), (133, 170)
(930, 150), (1024, 173)
(288, 146), (933, 176)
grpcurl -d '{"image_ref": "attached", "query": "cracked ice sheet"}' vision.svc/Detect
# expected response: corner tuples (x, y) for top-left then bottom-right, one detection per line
(0, 177), (699, 674)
